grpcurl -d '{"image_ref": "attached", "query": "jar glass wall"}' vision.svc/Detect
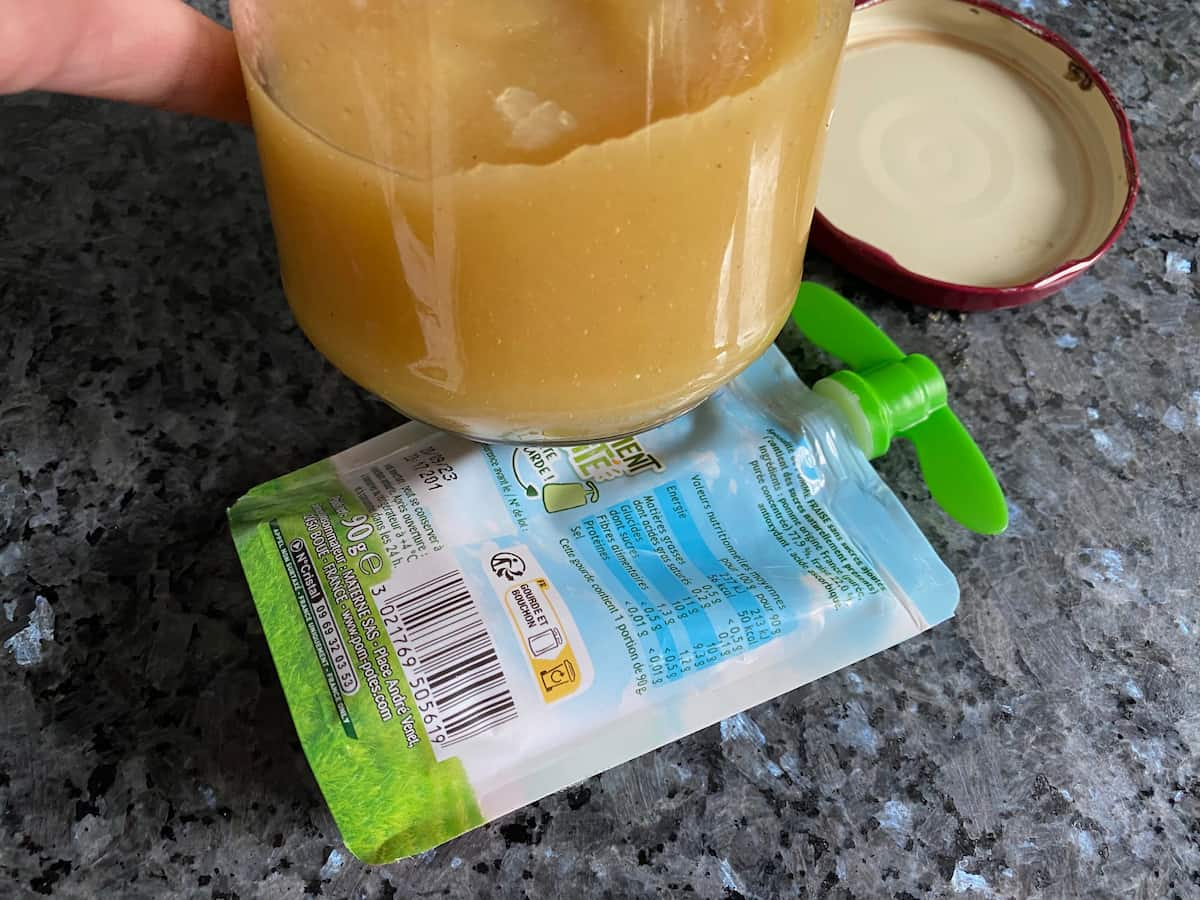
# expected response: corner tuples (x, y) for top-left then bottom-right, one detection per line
(231, 1), (851, 443)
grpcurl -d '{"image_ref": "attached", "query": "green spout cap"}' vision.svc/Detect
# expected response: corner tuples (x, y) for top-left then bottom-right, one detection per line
(791, 283), (1008, 535)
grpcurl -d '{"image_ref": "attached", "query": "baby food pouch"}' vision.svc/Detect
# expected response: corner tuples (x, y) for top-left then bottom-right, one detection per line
(228, 285), (1005, 863)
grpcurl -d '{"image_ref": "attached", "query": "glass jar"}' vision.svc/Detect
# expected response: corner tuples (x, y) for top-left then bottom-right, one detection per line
(231, 1), (851, 443)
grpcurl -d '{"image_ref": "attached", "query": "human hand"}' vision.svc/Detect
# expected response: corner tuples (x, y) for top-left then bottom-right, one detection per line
(0, 0), (249, 122)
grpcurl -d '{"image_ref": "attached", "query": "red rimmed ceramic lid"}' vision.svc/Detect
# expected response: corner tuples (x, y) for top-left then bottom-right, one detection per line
(812, 0), (1139, 312)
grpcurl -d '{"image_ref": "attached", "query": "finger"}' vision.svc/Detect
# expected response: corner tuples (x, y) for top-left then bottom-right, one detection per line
(0, 0), (249, 122)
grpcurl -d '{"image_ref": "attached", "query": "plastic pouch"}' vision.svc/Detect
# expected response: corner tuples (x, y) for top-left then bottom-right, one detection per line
(229, 285), (1006, 862)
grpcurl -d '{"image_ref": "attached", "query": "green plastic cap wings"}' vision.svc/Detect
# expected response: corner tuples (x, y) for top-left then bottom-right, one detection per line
(791, 283), (1008, 535)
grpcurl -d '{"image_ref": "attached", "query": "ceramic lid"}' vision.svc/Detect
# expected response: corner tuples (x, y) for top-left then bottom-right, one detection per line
(812, 0), (1139, 311)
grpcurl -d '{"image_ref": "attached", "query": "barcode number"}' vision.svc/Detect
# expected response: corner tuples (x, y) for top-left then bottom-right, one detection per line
(375, 570), (518, 749)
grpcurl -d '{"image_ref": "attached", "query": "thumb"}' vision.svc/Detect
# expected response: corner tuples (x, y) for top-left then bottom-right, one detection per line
(0, 0), (249, 122)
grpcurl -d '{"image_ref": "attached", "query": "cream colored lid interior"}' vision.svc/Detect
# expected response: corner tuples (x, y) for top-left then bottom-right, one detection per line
(817, 0), (1130, 288)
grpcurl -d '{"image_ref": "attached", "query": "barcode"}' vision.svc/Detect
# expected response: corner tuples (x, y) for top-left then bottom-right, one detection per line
(380, 570), (517, 749)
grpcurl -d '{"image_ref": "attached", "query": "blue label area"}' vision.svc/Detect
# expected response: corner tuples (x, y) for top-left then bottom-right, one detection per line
(567, 471), (808, 687)
(578, 512), (683, 681)
(609, 498), (723, 677)
(656, 482), (782, 651)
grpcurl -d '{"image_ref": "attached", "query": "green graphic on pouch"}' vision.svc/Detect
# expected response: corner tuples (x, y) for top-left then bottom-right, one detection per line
(541, 481), (600, 514)
(511, 448), (601, 514)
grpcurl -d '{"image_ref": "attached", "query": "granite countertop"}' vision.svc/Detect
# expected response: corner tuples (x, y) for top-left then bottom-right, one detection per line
(2, 1), (1198, 897)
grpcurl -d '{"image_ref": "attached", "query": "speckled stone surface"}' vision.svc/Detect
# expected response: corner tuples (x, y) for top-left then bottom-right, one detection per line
(2, 1), (1198, 897)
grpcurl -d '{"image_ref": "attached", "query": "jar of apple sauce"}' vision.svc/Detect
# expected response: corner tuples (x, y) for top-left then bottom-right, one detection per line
(231, 1), (851, 443)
